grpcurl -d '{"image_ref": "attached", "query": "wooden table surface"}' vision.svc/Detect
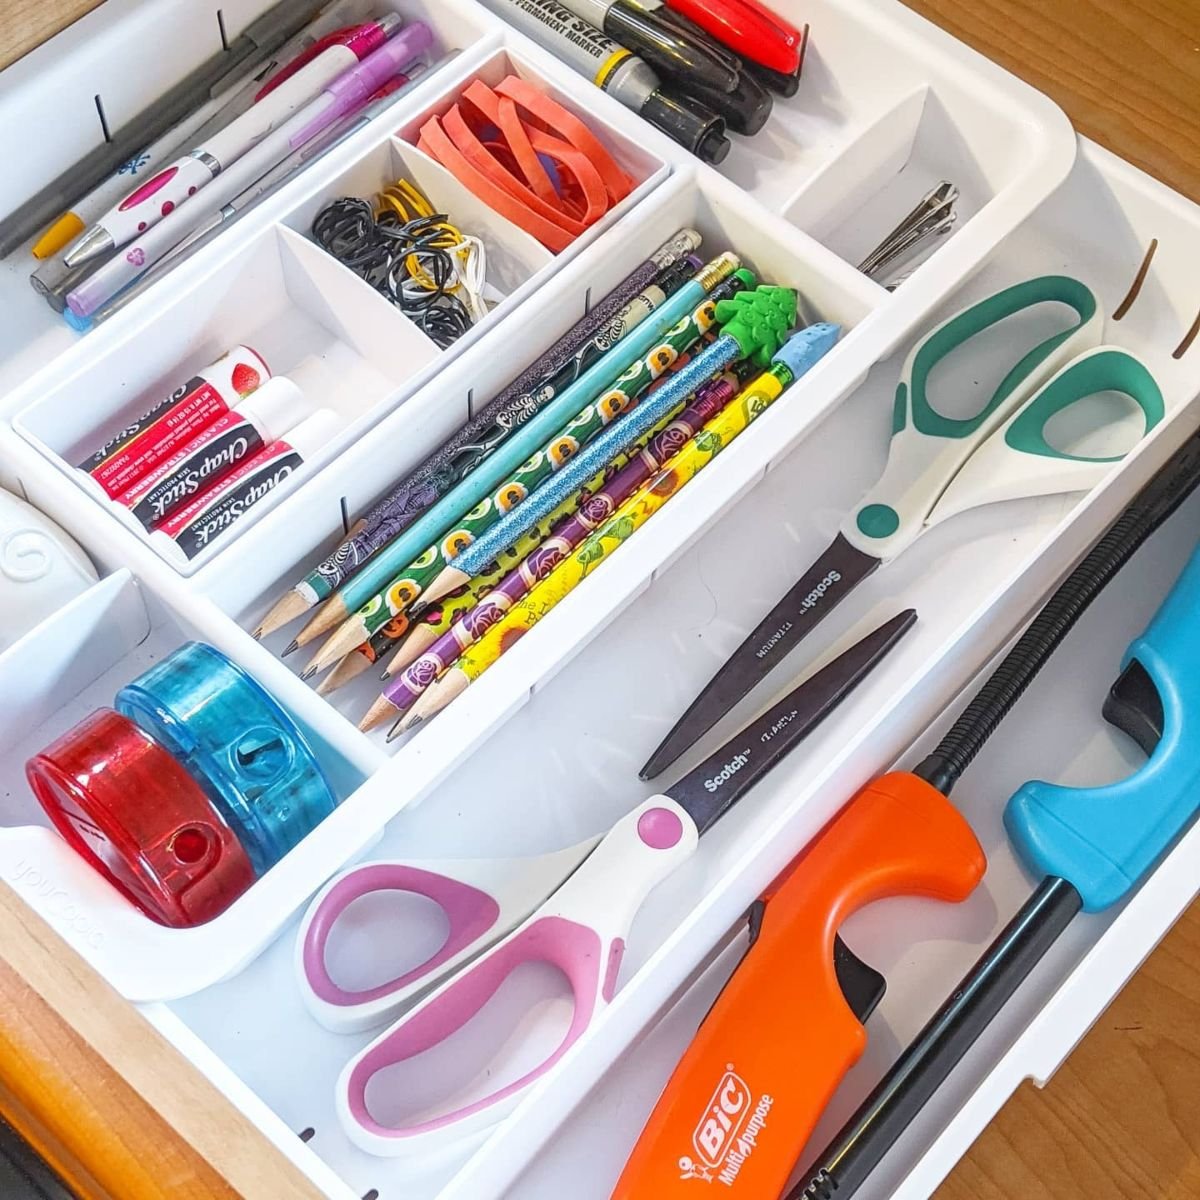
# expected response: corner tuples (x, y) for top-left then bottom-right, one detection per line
(0, 1), (1197, 1198)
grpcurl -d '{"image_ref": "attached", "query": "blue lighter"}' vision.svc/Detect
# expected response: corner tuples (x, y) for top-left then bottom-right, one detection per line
(1006, 538), (1200, 912)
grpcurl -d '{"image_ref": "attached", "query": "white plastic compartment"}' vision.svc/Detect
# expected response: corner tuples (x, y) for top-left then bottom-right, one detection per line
(392, 43), (668, 247)
(281, 136), (555, 336)
(204, 166), (884, 732)
(726, 0), (1076, 290)
(13, 224), (442, 575)
(481, 0), (1076, 302)
(142, 139), (1200, 1200)
(0, 0), (503, 393)
(0, 567), (373, 999)
(517, 458), (1200, 1200)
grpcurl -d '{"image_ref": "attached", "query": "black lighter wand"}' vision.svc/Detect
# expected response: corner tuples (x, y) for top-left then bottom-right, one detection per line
(789, 427), (1200, 1200)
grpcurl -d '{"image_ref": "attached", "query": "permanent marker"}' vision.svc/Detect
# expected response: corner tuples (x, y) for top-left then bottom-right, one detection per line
(480, 0), (730, 163)
(553, 0), (740, 93)
(671, 49), (773, 134)
(63, 16), (404, 268)
(664, 0), (805, 74)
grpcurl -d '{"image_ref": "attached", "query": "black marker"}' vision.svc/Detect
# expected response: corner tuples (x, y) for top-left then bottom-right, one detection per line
(483, 0), (731, 164)
(556, 0), (740, 93)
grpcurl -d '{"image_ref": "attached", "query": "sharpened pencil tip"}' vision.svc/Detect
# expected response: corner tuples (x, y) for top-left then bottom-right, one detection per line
(282, 640), (299, 658)
(299, 665), (318, 682)
(251, 627), (264, 641)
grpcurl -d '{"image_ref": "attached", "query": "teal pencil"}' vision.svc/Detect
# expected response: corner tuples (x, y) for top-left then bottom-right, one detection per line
(293, 252), (741, 645)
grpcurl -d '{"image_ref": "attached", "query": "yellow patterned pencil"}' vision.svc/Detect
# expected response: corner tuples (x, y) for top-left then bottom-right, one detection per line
(390, 324), (839, 738)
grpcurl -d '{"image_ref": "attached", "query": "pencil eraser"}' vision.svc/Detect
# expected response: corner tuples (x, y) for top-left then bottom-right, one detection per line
(32, 212), (85, 260)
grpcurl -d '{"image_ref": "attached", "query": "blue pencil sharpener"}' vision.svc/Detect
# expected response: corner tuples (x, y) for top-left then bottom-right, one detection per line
(116, 642), (336, 875)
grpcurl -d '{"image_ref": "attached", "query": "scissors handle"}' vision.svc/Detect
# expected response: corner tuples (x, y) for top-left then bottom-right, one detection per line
(335, 797), (699, 1157)
(928, 347), (1164, 527)
(844, 276), (1103, 561)
(297, 840), (597, 1034)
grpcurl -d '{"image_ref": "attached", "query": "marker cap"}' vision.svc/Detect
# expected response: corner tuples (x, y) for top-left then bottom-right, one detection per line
(27, 708), (256, 928)
(32, 211), (86, 259)
(675, 65), (774, 136)
(642, 90), (730, 164)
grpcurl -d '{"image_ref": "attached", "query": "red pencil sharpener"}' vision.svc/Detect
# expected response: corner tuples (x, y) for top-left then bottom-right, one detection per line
(26, 709), (255, 928)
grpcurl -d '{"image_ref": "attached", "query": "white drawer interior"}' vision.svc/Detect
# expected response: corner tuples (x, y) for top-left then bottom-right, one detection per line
(0, 1), (1195, 1199)
(147, 142), (1200, 1200)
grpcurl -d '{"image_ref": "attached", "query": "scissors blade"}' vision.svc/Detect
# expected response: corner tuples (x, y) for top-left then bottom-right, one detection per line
(642, 534), (882, 779)
(664, 609), (916, 835)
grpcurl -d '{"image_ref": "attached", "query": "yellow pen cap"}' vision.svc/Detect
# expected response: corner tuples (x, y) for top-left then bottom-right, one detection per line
(32, 212), (86, 259)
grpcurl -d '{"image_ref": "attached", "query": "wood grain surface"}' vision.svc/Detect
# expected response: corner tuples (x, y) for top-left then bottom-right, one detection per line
(0, 885), (325, 1200)
(895, 8), (1200, 1197)
(0, 1), (1195, 1199)
(0, 0), (104, 71)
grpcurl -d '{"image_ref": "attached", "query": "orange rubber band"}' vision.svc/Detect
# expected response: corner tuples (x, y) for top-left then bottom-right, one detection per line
(414, 75), (635, 252)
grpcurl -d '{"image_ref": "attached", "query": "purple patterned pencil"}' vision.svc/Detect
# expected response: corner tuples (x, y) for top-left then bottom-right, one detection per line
(254, 229), (702, 642)
(358, 371), (744, 732)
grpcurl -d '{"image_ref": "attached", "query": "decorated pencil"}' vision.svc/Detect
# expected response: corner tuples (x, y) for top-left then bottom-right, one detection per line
(361, 370), (746, 731)
(278, 253), (744, 659)
(302, 282), (751, 675)
(417, 286), (799, 610)
(253, 230), (702, 641)
(319, 406), (692, 696)
(390, 324), (841, 738)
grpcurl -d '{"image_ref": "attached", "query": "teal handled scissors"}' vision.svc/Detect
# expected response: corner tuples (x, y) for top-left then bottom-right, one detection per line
(642, 275), (1167, 778)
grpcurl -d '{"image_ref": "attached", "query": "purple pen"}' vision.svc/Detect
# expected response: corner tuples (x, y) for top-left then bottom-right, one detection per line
(68, 20), (435, 319)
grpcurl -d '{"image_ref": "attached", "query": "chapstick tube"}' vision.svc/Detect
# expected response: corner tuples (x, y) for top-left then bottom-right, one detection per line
(151, 409), (339, 564)
(483, 0), (730, 164)
(114, 377), (309, 530)
(79, 346), (270, 500)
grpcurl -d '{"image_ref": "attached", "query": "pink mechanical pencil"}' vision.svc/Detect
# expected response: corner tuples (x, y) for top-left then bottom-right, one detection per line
(63, 15), (403, 268)
(67, 21), (434, 319)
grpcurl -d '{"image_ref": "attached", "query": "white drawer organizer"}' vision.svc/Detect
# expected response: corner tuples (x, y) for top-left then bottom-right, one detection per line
(0, 0), (1197, 1198)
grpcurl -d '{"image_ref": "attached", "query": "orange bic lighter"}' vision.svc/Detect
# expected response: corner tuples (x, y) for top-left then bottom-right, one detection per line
(612, 772), (985, 1197)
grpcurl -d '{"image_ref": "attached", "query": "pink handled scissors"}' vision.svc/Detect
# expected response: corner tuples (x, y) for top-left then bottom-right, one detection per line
(297, 611), (915, 1157)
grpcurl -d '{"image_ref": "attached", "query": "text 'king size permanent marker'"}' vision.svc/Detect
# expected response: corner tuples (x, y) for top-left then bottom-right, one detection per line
(482, 0), (731, 163)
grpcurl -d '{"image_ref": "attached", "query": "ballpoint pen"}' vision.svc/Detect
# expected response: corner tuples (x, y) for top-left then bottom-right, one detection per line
(63, 16), (404, 268)
(28, 0), (377, 260)
(0, 0), (331, 257)
(66, 23), (435, 319)
(61, 61), (443, 331)
(31, 48), (286, 260)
